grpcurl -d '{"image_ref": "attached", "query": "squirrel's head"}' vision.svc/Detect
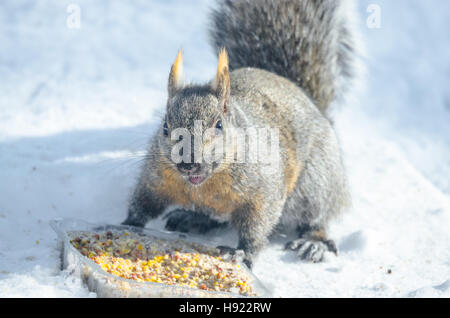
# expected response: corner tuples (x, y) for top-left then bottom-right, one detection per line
(159, 49), (233, 186)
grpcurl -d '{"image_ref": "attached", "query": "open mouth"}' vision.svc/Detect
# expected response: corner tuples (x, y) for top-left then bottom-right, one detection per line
(188, 175), (206, 185)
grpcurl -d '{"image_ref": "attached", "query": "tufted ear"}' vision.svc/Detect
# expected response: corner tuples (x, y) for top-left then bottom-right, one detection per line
(212, 48), (231, 113)
(168, 49), (184, 98)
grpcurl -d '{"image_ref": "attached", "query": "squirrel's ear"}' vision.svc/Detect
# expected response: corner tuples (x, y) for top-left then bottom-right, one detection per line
(168, 49), (184, 98)
(212, 48), (231, 113)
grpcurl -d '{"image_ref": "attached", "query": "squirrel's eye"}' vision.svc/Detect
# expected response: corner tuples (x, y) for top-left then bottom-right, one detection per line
(163, 122), (169, 137)
(215, 120), (223, 131)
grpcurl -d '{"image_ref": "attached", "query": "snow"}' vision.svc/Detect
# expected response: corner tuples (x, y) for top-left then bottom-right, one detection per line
(0, 0), (449, 298)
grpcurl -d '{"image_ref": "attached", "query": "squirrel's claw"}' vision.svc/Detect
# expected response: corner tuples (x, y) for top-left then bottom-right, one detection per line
(285, 238), (338, 263)
(217, 246), (252, 269)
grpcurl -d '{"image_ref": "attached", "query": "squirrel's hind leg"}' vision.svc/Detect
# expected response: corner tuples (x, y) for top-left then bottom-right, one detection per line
(285, 225), (338, 263)
(164, 209), (227, 234)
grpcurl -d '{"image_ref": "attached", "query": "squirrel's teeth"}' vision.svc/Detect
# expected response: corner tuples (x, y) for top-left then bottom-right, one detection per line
(188, 176), (205, 185)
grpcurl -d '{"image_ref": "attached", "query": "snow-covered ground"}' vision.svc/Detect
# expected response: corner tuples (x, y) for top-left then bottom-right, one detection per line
(0, 0), (449, 298)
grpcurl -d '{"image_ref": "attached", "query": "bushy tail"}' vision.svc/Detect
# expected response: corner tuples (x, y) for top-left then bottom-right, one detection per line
(210, 0), (360, 115)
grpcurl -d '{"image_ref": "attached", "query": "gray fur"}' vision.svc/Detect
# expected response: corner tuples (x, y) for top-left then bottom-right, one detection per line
(123, 0), (357, 268)
(210, 0), (359, 114)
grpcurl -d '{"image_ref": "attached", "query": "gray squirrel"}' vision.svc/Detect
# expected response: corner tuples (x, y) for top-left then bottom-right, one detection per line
(122, 0), (360, 268)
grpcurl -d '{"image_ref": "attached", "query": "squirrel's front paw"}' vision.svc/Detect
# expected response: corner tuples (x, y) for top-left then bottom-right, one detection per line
(164, 210), (226, 234)
(217, 246), (253, 269)
(285, 238), (338, 263)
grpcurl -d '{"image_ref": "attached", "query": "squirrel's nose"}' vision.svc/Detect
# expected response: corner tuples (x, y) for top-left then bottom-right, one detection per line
(177, 163), (201, 174)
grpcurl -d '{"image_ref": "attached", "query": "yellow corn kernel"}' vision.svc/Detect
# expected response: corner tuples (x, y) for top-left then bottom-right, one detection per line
(69, 231), (255, 296)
